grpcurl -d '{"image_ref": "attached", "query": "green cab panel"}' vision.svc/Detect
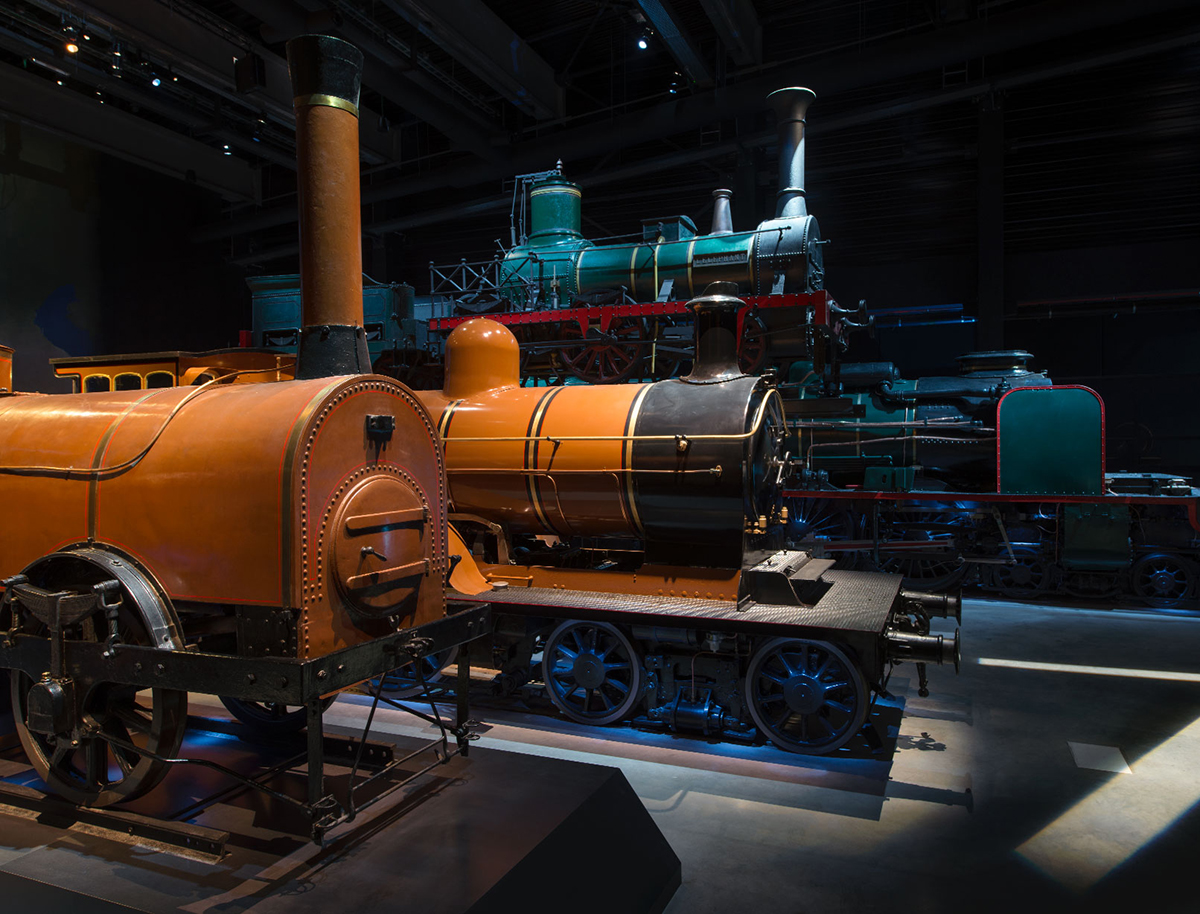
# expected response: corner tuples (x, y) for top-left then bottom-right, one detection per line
(998, 386), (1103, 495)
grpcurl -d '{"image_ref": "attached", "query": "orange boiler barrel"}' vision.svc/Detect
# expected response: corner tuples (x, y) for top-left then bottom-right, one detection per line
(0, 375), (447, 656)
(418, 317), (786, 568)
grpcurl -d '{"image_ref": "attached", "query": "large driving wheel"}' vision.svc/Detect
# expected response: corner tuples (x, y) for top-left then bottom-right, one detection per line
(556, 317), (645, 383)
(9, 550), (187, 807)
(991, 545), (1054, 599)
(542, 620), (643, 725)
(864, 510), (968, 592)
(738, 310), (768, 374)
(745, 638), (867, 755)
(1131, 553), (1196, 607)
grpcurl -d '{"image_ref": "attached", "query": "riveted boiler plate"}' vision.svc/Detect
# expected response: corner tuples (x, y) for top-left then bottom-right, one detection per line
(331, 475), (428, 618)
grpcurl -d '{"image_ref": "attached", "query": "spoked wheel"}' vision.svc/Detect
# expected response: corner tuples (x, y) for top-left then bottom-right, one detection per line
(992, 545), (1054, 599)
(372, 645), (461, 698)
(864, 510), (968, 592)
(1131, 553), (1196, 607)
(738, 310), (768, 374)
(542, 620), (643, 725)
(219, 694), (337, 735)
(556, 317), (644, 383)
(745, 638), (868, 755)
(9, 551), (187, 807)
(646, 317), (691, 380)
(788, 499), (860, 568)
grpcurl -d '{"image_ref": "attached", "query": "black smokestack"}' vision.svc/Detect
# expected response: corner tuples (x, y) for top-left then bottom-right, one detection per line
(683, 282), (744, 383)
(768, 87), (816, 219)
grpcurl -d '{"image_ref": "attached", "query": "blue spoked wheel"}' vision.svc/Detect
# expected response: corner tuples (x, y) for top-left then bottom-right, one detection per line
(745, 638), (867, 754)
(542, 620), (643, 725)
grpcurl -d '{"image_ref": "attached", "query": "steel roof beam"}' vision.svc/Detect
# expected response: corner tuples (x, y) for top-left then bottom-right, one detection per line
(698, 0), (761, 66)
(636, 0), (713, 87)
(0, 64), (260, 202)
(233, 0), (505, 160)
(377, 0), (563, 120)
(193, 0), (1198, 241)
(30, 0), (394, 166)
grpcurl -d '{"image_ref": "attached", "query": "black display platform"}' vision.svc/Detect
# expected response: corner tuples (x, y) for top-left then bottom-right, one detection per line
(0, 739), (680, 914)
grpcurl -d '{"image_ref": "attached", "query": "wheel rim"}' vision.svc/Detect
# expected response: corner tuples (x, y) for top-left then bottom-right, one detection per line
(738, 311), (768, 374)
(866, 510), (967, 592)
(557, 318), (644, 383)
(10, 552), (187, 807)
(372, 645), (460, 698)
(745, 638), (867, 754)
(1132, 553), (1195, 607)
(542, 621), (643, 725)
(219, 694), (337, 733)
(993, 546), (1052, 598)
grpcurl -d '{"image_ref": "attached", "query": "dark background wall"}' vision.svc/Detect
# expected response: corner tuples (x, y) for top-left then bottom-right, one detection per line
(0, 121), (249, 393)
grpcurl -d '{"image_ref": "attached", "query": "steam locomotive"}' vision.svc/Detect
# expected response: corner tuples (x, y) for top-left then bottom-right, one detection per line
(0, 36), (487, 836)
(0, 34), (956, 842)
(410, 284), (959, 755)
(780, 352), (1200, 606)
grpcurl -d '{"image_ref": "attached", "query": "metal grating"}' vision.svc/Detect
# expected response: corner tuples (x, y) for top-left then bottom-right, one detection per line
(454, 567), (899, 635)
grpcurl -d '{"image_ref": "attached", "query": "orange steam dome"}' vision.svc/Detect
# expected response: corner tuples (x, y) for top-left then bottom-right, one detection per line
(443, 318), (520, 399)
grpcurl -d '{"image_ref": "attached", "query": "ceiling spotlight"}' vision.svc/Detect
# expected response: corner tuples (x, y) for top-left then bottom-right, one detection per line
(56, 80), (63, 86)
(113, 48), (121, 57)
(65, 42), (79, 54)
(151, 76), (161, 87)
(637, 36), (648, 50)
(83, 34), (90, 41)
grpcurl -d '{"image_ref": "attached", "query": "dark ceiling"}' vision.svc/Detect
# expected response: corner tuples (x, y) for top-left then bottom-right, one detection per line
(1, 0), (1198, 292)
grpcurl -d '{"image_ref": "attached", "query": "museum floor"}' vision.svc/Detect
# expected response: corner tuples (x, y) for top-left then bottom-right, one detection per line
(2, 597), (1199, 913)
(327, 597), (1200, 913)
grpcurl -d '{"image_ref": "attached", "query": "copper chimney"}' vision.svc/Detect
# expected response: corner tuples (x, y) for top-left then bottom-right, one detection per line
(768, 87), (816, 220)
(286, 35), (371, 379)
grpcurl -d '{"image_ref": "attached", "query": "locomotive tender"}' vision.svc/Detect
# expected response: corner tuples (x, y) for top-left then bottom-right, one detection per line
(0, 35), (487, 835)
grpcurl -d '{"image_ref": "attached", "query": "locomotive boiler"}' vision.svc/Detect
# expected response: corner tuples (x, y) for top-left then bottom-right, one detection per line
(0, 35), (486, 832)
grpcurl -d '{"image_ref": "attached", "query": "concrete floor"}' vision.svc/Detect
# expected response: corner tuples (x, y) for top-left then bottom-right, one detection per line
(3, 596), (1200, 912)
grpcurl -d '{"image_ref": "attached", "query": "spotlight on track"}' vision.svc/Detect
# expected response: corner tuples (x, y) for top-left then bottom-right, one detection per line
(65, 41), (78, 54)
(151, 76), (161, 87)
(637, 30), (650, 50)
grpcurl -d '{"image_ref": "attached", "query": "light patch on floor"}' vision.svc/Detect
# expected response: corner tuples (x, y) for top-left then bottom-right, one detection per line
(1067, 741), (1131, 774)
(978, 657), (1200, 683)
(1017, 713), (1200, 892)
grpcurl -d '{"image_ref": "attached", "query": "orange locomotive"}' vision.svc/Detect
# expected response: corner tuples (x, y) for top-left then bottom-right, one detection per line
(416, 284), (961, 755)
(0, 35), (486, 837)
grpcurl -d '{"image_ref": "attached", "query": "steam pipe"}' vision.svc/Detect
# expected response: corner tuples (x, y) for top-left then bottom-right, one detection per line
(286, 34), (371, 379)
(767, 87), (816, 219)
(710, 188), (733, 235)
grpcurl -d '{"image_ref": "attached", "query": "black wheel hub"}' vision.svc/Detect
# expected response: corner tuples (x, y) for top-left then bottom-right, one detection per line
(783, 677), (822, 715)
(572, 653), (607, 689)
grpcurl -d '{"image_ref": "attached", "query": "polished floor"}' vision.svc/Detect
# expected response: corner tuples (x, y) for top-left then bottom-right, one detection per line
(322, 596), (1200, 913)
(3, 597), (1200, 913)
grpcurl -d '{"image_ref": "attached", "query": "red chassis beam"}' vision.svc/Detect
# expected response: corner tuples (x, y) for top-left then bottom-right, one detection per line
(782, 489), (1200, 533)
(428, 291), (831, 334)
